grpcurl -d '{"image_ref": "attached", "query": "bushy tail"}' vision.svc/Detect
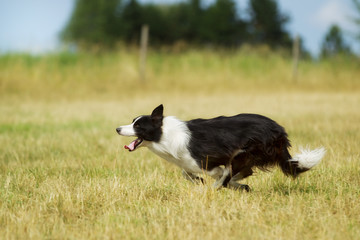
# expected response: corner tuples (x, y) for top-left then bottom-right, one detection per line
(280, 147), (326, 178)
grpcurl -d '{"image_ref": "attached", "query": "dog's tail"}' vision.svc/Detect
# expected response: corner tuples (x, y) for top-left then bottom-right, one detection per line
(280, 147), (325, 178)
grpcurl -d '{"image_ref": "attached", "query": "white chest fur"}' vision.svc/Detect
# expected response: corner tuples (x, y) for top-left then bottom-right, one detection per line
(146, 116), (202, 173)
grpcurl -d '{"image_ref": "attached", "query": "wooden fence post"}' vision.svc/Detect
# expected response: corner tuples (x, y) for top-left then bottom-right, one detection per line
(139, 25), (149, 82)
(292, 35), (300, 82)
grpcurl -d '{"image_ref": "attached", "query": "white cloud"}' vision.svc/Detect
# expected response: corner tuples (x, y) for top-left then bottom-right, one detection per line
(310, 0), (359, 55)
(314, 0), (353, 29)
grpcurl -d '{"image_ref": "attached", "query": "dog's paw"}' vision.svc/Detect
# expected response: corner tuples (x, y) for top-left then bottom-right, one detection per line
(240, 184), (251, 192)
(228, 182), (251, 192)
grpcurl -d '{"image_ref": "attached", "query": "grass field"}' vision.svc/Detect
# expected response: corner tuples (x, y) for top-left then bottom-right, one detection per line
(0, 49), (359, 239)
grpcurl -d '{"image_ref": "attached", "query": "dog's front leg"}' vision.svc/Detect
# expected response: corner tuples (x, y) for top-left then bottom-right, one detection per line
(182, 170), (205, 184)
(212, 167), (231, 189)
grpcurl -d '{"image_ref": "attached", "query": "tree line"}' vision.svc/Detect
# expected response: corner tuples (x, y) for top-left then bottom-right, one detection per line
(62, 0), (292, 48)
(62, 0), (358, 58)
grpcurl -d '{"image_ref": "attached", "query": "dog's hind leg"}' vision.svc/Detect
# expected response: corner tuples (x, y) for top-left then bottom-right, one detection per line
(228, 153), (253, 192)
(228, 168), (253, 192)
(182, 170), (205, 184)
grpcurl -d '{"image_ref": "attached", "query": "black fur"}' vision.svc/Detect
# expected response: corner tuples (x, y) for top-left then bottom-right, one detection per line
(131, 105), (164, 142)
(186, 114), (306, 178)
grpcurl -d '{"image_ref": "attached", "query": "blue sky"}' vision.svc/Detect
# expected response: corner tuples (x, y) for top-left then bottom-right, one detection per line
(0, 0), (358, 55)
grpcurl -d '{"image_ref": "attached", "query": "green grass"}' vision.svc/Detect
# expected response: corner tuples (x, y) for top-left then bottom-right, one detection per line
(0, 49), (359, 239)
(1, 49), (359, 101)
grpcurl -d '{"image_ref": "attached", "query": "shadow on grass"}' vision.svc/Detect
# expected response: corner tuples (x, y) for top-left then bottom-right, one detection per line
(270, 181), (320, 196)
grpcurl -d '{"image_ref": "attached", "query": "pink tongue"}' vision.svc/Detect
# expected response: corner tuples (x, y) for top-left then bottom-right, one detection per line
(124, 140), (137, 151)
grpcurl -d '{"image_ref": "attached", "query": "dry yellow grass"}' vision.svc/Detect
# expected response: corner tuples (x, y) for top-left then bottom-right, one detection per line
(0, 50), (359, 239)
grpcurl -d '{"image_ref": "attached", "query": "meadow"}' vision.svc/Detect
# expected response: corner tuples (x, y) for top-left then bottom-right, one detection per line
(0, 49), (359, 239)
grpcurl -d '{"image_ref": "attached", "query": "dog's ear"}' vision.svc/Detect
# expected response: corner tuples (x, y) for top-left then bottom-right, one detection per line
(151, 104), (163, 126)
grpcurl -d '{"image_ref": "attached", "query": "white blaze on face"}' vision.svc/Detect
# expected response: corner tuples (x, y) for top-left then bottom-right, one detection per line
(117, 116), (141, 137)
(117, 123), (136, 136)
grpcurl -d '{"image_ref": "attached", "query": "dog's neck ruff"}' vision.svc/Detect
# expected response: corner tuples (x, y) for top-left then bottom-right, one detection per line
(146, 116), (201, 173)
(149, 116), (190, 159)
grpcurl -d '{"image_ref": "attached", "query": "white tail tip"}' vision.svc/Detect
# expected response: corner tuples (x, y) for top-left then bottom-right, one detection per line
(291, 147), (326, 169)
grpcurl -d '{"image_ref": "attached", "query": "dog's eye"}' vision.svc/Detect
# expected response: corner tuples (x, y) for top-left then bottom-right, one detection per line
(134, 123), (140, 128)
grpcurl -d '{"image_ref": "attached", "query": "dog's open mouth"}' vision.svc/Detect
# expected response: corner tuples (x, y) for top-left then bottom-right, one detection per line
(124, 138), (143, 152)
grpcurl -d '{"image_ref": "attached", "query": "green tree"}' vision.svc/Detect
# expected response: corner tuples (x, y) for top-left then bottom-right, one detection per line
(248, 0), (291, 48)
(61, 0), (121, 47)
(320, 24), (351, 58)
(167, 0), (204, 43)
(352, 0), (360, 39)
(200, 0), (246, 46)
(119, 0), (144, 43)
(140, 4), (169, 45)
(61, 0), (295, 49)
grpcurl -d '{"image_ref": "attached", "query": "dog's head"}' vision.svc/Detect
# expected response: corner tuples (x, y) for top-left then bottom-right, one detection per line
(116, 104), (164, 151)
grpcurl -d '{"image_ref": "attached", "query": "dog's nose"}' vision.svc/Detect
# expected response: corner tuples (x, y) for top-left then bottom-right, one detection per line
(116, 128), (121, 134)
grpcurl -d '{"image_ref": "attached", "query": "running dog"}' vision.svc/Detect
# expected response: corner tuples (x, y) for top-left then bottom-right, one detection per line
(116, 104), (325, 191)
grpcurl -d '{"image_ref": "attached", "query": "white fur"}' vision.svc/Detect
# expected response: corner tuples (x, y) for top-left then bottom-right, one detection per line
(290, 147), (326, 169)
(117, 123), (136, 136)
(117, 117), (142, 136)
(146, 116), (203, 174)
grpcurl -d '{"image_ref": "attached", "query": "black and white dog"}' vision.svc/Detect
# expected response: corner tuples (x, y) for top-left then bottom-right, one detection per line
(116, 105), (325, 191)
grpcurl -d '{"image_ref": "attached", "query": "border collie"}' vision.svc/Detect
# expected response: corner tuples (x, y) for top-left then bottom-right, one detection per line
(116, 105), (325, 191)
